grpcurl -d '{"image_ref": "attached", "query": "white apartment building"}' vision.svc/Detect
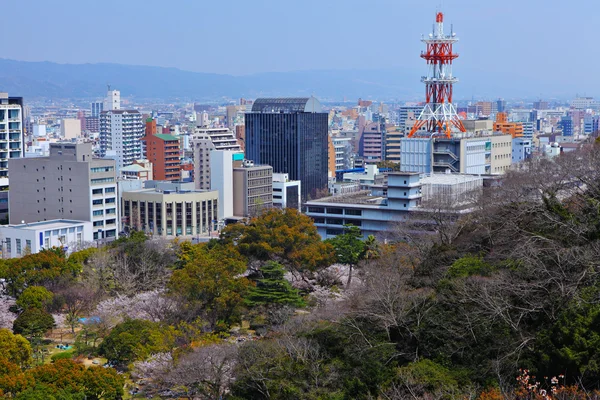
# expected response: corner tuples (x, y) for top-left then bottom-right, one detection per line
(99, 110), (144, 170)
(332, 137), (353, 170)
(0, 92), (24, 181)
(104, 89), (121, 111)
(192, 127), (241, 190)
(273, 173), (301, 211)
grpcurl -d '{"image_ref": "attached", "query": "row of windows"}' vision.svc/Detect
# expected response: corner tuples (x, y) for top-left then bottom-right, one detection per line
(307, 206), (362, 216)
(4, 238), (31, 255)
(92, 198), (116, 205)
(90, 166), (114, 173)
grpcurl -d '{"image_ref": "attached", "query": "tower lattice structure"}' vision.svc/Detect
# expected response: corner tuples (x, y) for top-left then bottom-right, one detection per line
(409, 12), (466, 139)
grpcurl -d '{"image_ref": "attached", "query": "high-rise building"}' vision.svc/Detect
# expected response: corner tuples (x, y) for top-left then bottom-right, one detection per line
(192, 128), (241, 190)
(91, 102), (104, 118)
(245, 97), (328, 200)
(533, 100), (549, 110)
(497, 99), (507, 113)
(99, 110), (144, 170)
(272, 173), (301, 211)
(584, 115), (600, 135)
(560, 116), (573, 136)
(9, 143), (119, 241)
(104, 88), (120, 111)
(359, 120), (386, 162)
(141, 132), (181, 182)
(0, 93), (25, 181)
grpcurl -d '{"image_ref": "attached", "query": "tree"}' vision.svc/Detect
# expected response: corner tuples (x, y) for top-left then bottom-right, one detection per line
(325, 224), (366, 287)
(220, 208), (335, 276)
(0, 328), (32, 366)
(13, 308), (55, 336)
(98, 319), (175, 366)
(16, 286), (54, 311)
(164, 344), (238, 400)
(82, 366), (125, 400)
(245, 262), (305, 308)
(0, 358), (34, 397)
(168, 242), (252, 328)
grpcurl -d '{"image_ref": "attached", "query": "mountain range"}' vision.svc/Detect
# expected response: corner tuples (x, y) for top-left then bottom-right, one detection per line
(0, 58), (576, 101)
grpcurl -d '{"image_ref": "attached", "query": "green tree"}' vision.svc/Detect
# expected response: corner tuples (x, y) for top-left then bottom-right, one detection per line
(98, 319), (174, 366)
(0, 328), (32, 366)
(220, 208), (335, 274)
(169, 242), (253, 328)
(82, 366), (125, 400)
(16, 286), (54, 311)
(325, 224), (366, 286)
(0, 358), (34, 397)
(13, 308), (55, 336)
(245, 262), (305, 308)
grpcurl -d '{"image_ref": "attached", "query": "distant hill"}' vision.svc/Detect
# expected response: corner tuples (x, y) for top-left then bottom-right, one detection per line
(0, 59), (423, 101)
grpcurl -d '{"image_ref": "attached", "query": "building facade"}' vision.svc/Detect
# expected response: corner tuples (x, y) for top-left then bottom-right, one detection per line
(0, 93), (25, 181)
(0, 220), (93, 258)
(192, 127), (241, 190)
(121, 185), (219, 238)
(272, 173), (301, 211)
(99, 110), (144, 170)
(9, 143), (119, 241)
(141, 133), (181, 181)
(233, 161), (273, 218)
(245, 97), (328, 200)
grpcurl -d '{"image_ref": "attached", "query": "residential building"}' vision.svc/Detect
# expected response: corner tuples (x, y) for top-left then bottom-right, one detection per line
(121, 183), (218, 238)
(0, 220), (93, 258)
(560, 116), (573, 136)
(490, 134), (513, 174)
(192, 127), (241, 190)
(359, 121), (386, 162)
(584, 115), (600, 135)
(9, 143), (119, 241)
(571, 97), (598, 110)
(99, 109), (144, 170)
(494, 112), (523, 138)
(209, 150), (244, 220)
(398, 106), (424, 129)
(332, 137), (353, 170)
(233, 160), (273, 218)
(245, 97), (328, 200)
(141, 132), (181, 181)
(533, 100), (549, 110)
(272, 173), (301, 211)
(0, 92), (25, 180)
(385, 126), (403, 163)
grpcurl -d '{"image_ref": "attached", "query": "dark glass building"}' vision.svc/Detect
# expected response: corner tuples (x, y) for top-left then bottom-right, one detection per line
(245, 97), (328, 200)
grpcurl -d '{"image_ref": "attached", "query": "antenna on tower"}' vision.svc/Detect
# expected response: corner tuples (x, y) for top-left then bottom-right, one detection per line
(107, 84), (111, 91)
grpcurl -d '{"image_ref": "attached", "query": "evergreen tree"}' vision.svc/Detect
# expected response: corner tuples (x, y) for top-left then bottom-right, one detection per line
(245, 262), (304, 307)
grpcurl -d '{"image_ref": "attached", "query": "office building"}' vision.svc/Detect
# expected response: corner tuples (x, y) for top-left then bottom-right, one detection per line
(332, 137), (353, 170)
(141, 131), (181, 181)
(91, 102), (103, 118)
(245, 97), (328, 200)
(233, 160), (273, 218)
(192, 127), (241, 190)
(61, 118), (82, 140)
(99, 110), (144, 170)
(398, 106), (424, 128)
(9, 143), (119, 241)
(359, 121), (386, 162)
(533, 100), (549, 110)
(0, 92), (25, 180)
(0, 220), (93, 258)
(512, 137), (533, 164)
(272, 173), (301, 211)
(496, 99), (506, 113)
(121, 183), (219, 238)
(584, 115), (600, 135)
(560, 116), (573, 136)
(571, 97), (598, 110)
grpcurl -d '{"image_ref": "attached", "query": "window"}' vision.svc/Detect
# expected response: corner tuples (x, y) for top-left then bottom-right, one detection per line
(93, 221), (104, 227)
(15, 239), (21, 255)
(92, 188), (103, 195)
(25, 240), (31, 252)
(105, 187), (115, 193)
(93, 210), (104, 216)
(44, 237), (49, 249)
(105, 198), (116, 204)
(5, 238), (10, 254)
(92, 199), (103, 205)
(91, 178), (115, 184)
(90, 166), (114, 173)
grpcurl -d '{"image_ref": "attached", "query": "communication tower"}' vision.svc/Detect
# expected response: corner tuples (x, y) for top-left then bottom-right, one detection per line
(409, 12), (466, 139)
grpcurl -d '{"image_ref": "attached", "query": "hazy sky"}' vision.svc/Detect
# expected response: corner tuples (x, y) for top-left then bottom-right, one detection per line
(1, 0), (595, 84)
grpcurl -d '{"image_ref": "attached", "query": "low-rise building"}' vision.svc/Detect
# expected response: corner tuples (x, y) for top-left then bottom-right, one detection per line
(233, 160), (273, 218)
(0, 219), (93, 258)
(121, 183), (219, 238)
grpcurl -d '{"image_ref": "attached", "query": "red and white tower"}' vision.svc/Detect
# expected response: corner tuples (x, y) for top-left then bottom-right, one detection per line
(409, 12), (466, 139)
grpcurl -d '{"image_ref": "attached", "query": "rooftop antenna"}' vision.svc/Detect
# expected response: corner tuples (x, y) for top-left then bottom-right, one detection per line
(107, 84), (111, 91)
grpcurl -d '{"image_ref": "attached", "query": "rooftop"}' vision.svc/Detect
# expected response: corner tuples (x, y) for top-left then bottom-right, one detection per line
(421, 174), (483, 186)
(308, 191), (388, 206)
(152, 134), (180, 142)
(4, 219), (89, 231)
(251, 97), (322, 113)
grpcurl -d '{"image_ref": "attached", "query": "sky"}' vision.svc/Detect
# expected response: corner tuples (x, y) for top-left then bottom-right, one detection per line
(1, 0), (597, 97)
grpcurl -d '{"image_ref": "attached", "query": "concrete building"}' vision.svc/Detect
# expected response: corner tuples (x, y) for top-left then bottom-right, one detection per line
(120, 159), (153, 181)
(398, 106), (424, 129)
(560, 116), (574, 136)
(33, 124), (47, 137)
(61, 118), (82, 140)
(494, 112), (523, 138)
(99, 109), (144, 170)
(385, 126), (403, 163)
(359, 121), (386, 162)
(91, 102), (103, 118)
(584, 115), (600, 135)
(192, 127), (241, 190)
(0, 92), (25, 181)
(209, 150), (244, 220)
(9, 143), (119, 241)
(0, 220), (93, 258)
(571, 97), (598, 110)
(272, 173), (301, 211)
(141, 133), (181, 181)
(332, 136), (353, 170)
(233, 160), (273, 218)
(245, 97), (328, 200)
(512, 137), (533, 164)
(104, 89), (121, 111)
(121, 183), (219, 238)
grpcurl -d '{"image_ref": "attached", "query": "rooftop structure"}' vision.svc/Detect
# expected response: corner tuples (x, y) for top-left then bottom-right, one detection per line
(251, 97), (322, 113)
